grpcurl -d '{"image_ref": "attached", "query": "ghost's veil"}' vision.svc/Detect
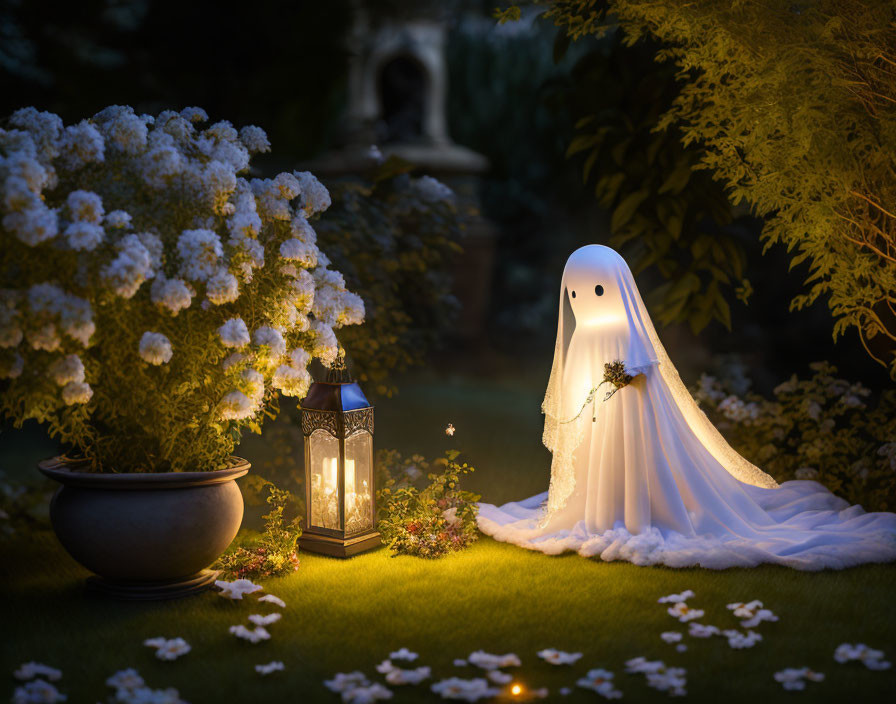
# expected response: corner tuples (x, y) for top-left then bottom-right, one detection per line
(541, 245), (777, 520)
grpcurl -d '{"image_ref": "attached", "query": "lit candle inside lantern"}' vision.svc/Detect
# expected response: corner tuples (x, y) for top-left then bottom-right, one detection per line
(345, 458), (355, 494)
(325, 457), (337, 493)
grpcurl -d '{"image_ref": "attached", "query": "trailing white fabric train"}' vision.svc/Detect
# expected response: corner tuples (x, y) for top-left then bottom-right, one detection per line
(477, 245), (896, 570)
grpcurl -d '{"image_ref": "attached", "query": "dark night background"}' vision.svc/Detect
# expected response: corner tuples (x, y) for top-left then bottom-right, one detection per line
(1, 0), (889, 395)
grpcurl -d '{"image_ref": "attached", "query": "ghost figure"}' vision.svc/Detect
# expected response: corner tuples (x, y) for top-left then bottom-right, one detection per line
(478, 245), (896, 569)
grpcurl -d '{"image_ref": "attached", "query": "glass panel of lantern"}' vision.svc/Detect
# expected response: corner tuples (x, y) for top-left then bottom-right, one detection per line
(308, 428), (340, 531)
(344, 431), (373, 534)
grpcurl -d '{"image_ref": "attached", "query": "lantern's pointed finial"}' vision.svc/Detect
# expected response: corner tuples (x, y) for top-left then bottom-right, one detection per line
(326, 348), (351, 383)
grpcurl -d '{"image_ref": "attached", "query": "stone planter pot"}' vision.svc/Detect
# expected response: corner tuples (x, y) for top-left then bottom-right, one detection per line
(38, 456), (249, 600)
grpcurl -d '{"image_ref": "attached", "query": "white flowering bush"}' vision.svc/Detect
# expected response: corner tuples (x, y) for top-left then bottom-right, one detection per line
(0, 106), (364, 472)
(693, 361), (896, 511)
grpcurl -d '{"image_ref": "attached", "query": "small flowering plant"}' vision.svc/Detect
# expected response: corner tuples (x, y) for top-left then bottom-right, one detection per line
(216, 484), (301, 579)
(377, 449), (480, 558)
(0, 106), (363, 472)
(693, 360), (896, 511)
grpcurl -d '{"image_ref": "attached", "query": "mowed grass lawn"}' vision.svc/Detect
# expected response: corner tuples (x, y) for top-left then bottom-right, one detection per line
(2, 368), (895, 703)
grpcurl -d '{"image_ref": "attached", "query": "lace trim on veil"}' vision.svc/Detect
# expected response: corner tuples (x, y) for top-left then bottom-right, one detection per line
(541, 335), (584, 521)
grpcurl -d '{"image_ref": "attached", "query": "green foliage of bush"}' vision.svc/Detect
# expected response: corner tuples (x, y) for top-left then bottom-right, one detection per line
(216, 482), (302, 580)
(561, 35), (751, 333)
(694, 361), (896, 512)
(545, 0), (896, 375)
(317, 158), (462, 397)
(376, 449), (481, 559)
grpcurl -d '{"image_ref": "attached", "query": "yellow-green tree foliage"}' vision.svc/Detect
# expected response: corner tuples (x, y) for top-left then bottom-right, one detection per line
(544, 0), (896, 374)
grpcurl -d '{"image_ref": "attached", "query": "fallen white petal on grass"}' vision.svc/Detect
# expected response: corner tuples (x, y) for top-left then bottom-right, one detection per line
(625, 658), (665, 675)
(248, 613), (282, 627)
(626, 659), (687, 697)
(727, 600), (763, 618)
(325, 672), (370, 694)
(255, 661), (285, 676)
(143, 637), (190, 661)
(385, 667), (431, 686)
(667, 602), (704, 623)
(215, 579), (263, 600)
(660, 632), (682, 644)
(431, 677), (499, 702)
(487, 671), (512, 685)
(13, 662), (63, 682)
(688, 623), (720, 638)
(257, 594), (286, 608)
(576, 669), (622, 700)
(453, 660), (468, 667)
(11, 679), (66, 703)
(377, 659), (431, 685)
(646, 668), (687, 697)
(723, 630), (763, 649)
(536, 649), (582, 665)
(727, 601), (779, 628)
(105, 668), (144, 690)
(343, 683), (393, 703)
(773, 667), (825, 691)
(155, 638), (191, 661)
(676, 644), (688, 653)
(559, 687), (572, 696)
(834, 643), (891, 670)
(389, 648), (418, 662)
(229, 625), (271, 644)
(467, 651), (521, 671)
(657, 590), (694, 604)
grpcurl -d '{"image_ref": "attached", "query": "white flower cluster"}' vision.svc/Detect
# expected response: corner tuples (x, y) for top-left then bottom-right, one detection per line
(139, 332), (173, 366)
(412, 175), (454, 204)
(1, 105), (365, 431)
(717, 394), (760, 424)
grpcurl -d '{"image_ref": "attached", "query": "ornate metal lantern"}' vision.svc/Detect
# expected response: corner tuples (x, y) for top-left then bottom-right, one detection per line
(300, 357), (379, 557)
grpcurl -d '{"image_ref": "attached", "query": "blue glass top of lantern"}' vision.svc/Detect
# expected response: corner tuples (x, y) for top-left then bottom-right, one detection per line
(302, 381), (371, 412)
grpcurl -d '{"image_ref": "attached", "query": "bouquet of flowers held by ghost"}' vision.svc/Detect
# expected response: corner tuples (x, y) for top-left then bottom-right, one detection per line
(0, 105), (364, 472)
(563, 360), (637, 424)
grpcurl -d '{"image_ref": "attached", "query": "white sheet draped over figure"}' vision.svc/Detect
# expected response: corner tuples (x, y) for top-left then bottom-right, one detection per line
(477, 245), (896, 569)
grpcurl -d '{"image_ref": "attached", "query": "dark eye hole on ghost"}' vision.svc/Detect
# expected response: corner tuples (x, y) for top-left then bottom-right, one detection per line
(571, 290), (576, 298)
(595, 284), (604, 296)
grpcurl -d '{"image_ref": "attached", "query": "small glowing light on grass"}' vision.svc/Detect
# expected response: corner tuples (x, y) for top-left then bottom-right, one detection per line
(511, 684), (523, 696)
